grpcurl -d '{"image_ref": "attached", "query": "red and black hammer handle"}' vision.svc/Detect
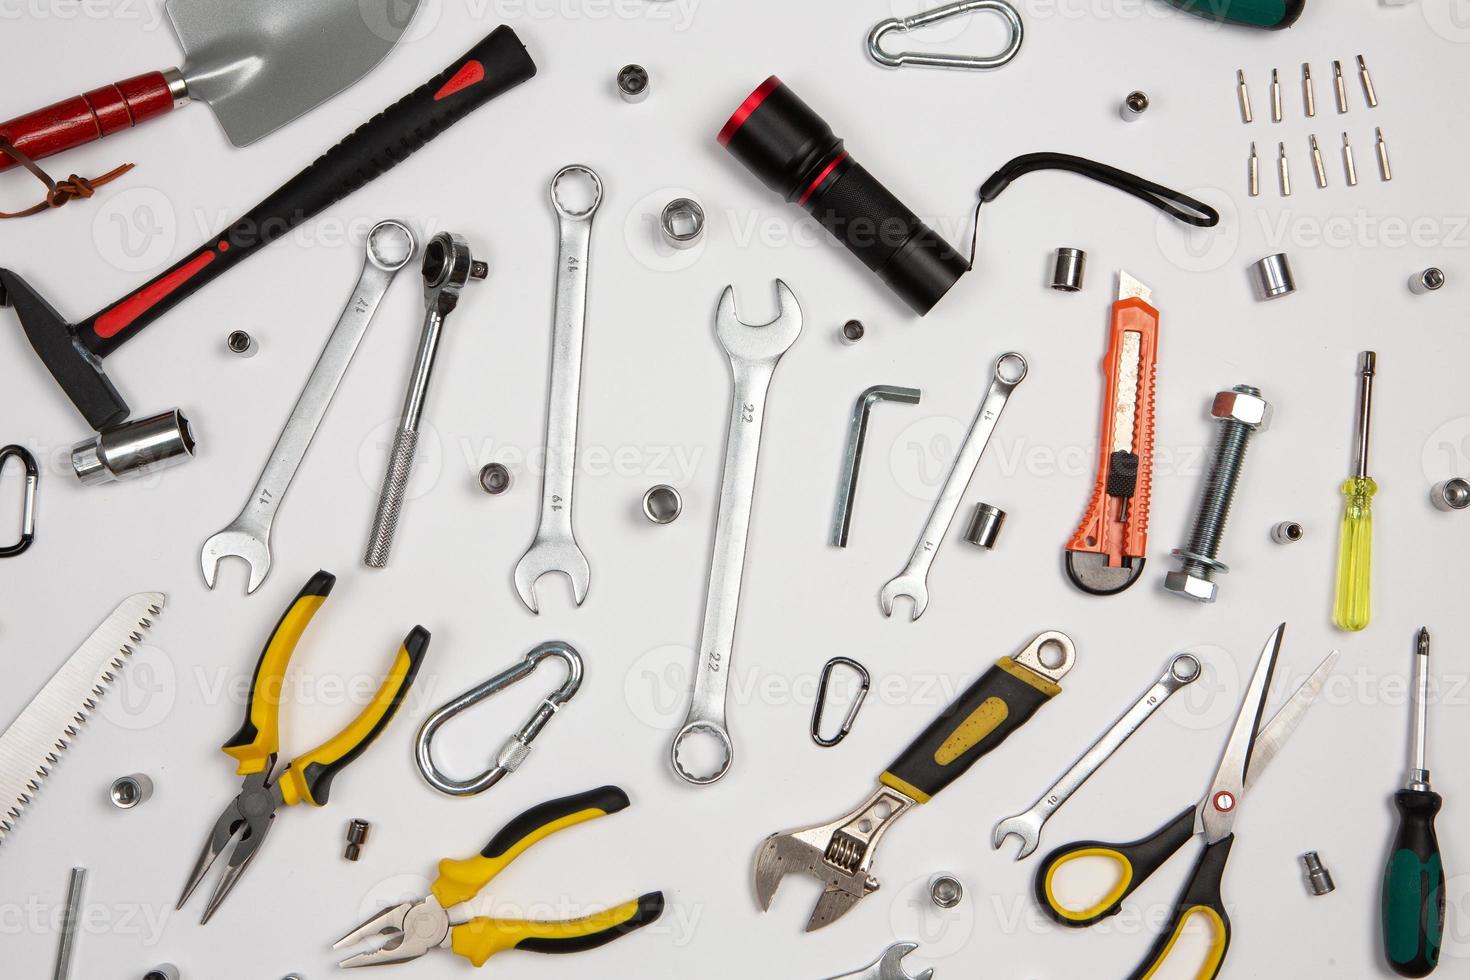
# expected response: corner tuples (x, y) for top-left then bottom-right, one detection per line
(80, 26), (536, 358)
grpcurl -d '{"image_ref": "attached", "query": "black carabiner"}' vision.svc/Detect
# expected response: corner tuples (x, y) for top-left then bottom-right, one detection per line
(811, 656), (872, 748)
(0, 445), (37, 558)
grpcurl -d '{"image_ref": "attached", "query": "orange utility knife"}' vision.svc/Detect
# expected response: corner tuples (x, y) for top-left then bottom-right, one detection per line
(1065, 271), (1158, 595)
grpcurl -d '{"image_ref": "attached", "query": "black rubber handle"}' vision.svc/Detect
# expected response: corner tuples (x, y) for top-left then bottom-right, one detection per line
(1036, 804), (1196, 928)
(481, 787), (632, 859)
(79, 26), (537, 357)
(880, 657), (1062, 803)
(1382, 789), (1445, 978)
(1125, 835), (1234, 980)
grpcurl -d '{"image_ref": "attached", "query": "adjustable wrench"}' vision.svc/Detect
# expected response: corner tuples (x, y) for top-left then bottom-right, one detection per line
(513, 165), (602, 613)
(991, 652), (1200, 859)
(880, 353), (1027, 620)
(200, 220), (415, 593)
(824, 941), (933, 980)
(671, 281), (802, 785)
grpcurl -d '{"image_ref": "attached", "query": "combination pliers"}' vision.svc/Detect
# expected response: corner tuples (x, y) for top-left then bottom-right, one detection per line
(334, 785), (665, 968)
(178, 570), (429, 924)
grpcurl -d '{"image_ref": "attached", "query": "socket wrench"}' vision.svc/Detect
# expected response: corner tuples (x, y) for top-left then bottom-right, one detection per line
(513, 166), (602, 612)
(201, 220), (415, 592)
(671, 281), (802, 785)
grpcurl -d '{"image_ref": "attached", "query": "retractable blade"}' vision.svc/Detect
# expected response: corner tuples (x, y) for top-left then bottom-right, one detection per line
(1065, 271), (1159, 596)
(0, 592), (165, 845)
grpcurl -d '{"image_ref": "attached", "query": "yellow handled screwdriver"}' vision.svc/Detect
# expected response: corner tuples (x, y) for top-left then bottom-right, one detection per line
(1334, 351), (1377, 631)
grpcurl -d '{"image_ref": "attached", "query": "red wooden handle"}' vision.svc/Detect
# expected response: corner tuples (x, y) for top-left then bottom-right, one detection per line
(0, 70), (179, 171)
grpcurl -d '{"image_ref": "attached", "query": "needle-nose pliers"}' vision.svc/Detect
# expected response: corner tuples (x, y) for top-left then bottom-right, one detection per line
(333, 785), (664, 968)
(178, 569), (429, 924)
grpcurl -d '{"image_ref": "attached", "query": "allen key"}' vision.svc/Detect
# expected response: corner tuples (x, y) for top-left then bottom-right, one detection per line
(831, 385), (923, 547)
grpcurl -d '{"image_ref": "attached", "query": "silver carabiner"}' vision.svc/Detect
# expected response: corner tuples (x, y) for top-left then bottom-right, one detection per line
(867, 0), (1025, 71)
(414, 641), (583, 797)
(811, 657), (871, 748)
(0, 445), (37, 558)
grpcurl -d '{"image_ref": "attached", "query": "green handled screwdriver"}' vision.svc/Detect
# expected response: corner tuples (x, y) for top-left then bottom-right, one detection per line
(1160, 0), (1305, 29)
(1382, 628), (1446, 978)
(1334, 352), (1377, 631)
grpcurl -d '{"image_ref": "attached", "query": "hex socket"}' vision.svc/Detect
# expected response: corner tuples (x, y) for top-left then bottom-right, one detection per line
(71, 409), (196, 485)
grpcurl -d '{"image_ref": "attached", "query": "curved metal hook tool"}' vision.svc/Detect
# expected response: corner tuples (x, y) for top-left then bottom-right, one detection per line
(867, 0), (1024, 71)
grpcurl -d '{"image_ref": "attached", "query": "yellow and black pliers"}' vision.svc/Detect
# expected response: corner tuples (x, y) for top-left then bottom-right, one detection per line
(333, 785), (664, 968)
(178, 570), (428, 924)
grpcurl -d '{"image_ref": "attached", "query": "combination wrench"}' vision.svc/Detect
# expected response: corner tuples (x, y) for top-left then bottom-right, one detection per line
(513, 165), (602, 613)
(880, 352), (1027, 619)
(671, 281), (802, 785)
(824, 941), (933, 980)
(200, 220), (416, 593)
(991, 652), (1201, 859)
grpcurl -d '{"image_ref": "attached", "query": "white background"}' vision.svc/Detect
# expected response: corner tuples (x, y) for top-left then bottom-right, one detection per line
(1, 1), (1468, 977)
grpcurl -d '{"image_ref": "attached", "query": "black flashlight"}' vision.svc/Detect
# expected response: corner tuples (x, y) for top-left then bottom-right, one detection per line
(719, 76), (970, 316)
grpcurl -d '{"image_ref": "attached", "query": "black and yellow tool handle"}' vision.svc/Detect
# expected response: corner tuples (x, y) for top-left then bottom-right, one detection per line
(275, 624), (430, 807)
(1382, 788), (1445, 977)
(880, 649), (1065, 804)
(433, 787), (633, 909)
(1036, 805), (1196, 927)
(448, 892), (665, 967)
(1160, 0), (1303, 29)
(223, 570), (336, 776)
(1124, 835), (1234, 980)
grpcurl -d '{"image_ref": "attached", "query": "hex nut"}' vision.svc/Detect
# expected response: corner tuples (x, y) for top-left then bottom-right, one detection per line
(929, 873), (964, 909)
(110, 773), (154, 809)
(617, 64), (649, 103)
(642, 485), (683, 525)
(1163, 569), (1219, 603)
(478, 463), (511, 495)
(839, 319), (866, 345)
(1211, 389), (1272, 430)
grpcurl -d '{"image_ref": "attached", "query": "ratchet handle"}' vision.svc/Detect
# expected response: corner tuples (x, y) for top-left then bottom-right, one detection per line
(78, 27), (537, 356)
(1067, 295), (1159, 567)
(276, 625), (430, 807)
(881, 642), (1068, 803)
(1160, 0), (1304, 28)
(0, 70), (176, 172)
(434, 787), (631, 908)
(223, 570), (336, 775)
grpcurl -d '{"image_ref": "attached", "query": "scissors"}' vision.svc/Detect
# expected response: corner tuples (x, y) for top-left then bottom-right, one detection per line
(1034, 624), (1337, 980)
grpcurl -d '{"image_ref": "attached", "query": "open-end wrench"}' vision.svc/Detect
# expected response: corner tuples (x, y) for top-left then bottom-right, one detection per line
(513, 165), (602, 613)
(671, 281), (802, 785)
(880, 352), (1027, 619)
(991, 652), (1201, 859)
(200, 220), (415, 593)
(824, 941), (933, 980)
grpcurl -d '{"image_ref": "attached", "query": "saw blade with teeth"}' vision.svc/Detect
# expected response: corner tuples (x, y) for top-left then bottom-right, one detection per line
(0, 592), (166, 844)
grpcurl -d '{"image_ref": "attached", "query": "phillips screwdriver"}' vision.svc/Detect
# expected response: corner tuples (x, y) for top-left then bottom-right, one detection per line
(1382, 628), (1445, 978)
(1333, 352), (1376, 631)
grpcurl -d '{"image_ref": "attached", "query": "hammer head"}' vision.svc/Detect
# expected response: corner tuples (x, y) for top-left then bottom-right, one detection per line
(0, 270), (129, 430)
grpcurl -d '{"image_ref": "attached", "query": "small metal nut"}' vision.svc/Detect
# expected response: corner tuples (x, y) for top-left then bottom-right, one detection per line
(1431, 478), (1470, 512)
(642, 485), (682, 525)
(659, 198), (705, 249)
(478, 463), (511, 495)
(1211, 388), (1272, 430)
(109, 773), (154, 809)
(964, 502), (1006, 549)
(1251, 253), (1297, 300)
(1409, 268), (1446, 294)
(839, 319), (866, 345)
(617, 64), (650, 103)
(142, 967), (179, 980)
(1271, 521), (1305, 544)
(1120, 90), (1150, 121)
(928, 873), (964, 909)
(1163, 568), (1219, 603)
(1301, 851), (1336, 896)
(226, 330), (257, 358)
(1051, 247), (1087, 292)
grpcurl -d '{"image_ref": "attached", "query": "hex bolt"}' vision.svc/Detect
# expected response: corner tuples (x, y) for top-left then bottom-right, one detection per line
(928, 873), (964, 909)
(1301, 851), (1336, 896)
(1163, 386), (1272, 603)
(344, 819), (371, 861)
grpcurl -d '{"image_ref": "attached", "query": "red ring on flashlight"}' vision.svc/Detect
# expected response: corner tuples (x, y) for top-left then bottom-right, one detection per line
(718, 75), (782, 146)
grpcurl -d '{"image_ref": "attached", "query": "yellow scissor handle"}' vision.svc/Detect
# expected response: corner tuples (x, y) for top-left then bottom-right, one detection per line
(432, 787), (632, 908)
(1127, 837), (1234, 980)
(222, 570), (335, 775)
(448, 893), (665, 967)
(274, 625), (430, 807)
(1036, 805), (1196, 927)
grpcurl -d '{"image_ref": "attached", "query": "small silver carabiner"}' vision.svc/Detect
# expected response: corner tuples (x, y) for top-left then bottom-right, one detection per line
(0, 445), (38, 558)
(867, 0), (1025, 72)
(811, 657), (871, 748)
(414, 641), (583, 797)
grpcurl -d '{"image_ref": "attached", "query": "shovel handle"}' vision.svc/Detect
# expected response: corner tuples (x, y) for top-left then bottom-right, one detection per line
(0, 71), (179, 172)
(78, 26), (537, 357)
